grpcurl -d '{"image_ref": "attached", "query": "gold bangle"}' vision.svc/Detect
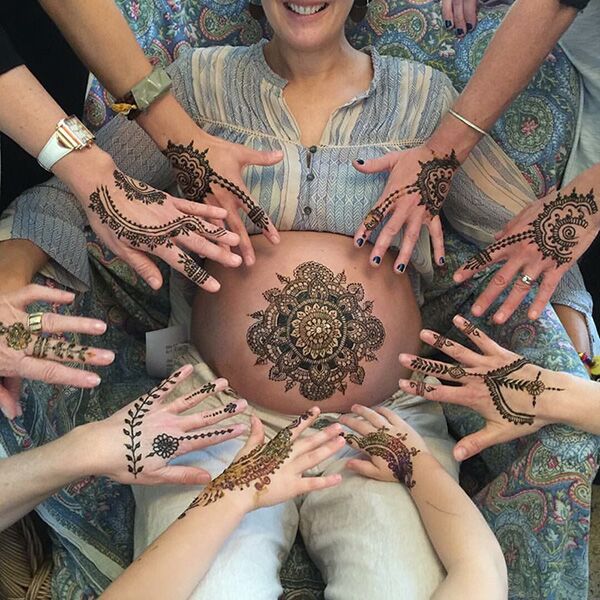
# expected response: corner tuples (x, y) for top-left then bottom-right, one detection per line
(447, 109), (489, 137)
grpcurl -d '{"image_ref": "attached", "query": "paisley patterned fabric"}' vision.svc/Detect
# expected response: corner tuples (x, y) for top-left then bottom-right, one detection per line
(86, 0), (579, 198)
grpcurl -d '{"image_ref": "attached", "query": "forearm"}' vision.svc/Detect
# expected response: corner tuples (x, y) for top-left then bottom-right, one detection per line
(430, 0), (577, 160)
(101, 495), (248, 600)
(0, 426), (93, 530)
(409, 454), (507, 599)
(0, 239), (49, 289)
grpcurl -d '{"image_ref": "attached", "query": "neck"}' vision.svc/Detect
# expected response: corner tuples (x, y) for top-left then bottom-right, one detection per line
(264, 35), (361, 84)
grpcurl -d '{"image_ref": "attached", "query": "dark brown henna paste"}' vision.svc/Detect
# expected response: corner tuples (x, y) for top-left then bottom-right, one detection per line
(363, 193), (399, 231)
(409, 356), (468, 380)
(461, 319), (481, 337)
(113, 170), (167, 205)
(246, 262), (385, 401)
(164, 141), (270, 231)
(408, 380), (435, 396)
(464, 190), (598, 270)
(345, 426), (420, 488)
(177, 253), (210, 286)
(30, 337), (88, 362)
(146, 428), (235, 459)
(0, 321), (32, 351)
(431, 333), (453, 350)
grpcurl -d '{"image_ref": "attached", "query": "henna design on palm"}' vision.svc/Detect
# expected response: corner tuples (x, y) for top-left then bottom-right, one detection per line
(344, 426), (420, 488)
(164, 141), (270, 230)
(113, 170), (167, 205)
(463, 190), (598, 270)
(146, 428), (235, 459)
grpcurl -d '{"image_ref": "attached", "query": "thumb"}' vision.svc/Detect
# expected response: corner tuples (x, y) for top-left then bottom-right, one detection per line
(353, 154), (396, 174)
(234, 415), (264, 460)
(245, 148), (284, 168)
(0, 380), (22, 419)
(453, 426), (499, 461)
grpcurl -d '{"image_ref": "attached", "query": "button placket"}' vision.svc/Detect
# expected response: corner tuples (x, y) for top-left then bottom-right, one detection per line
(303, 145), (318, 218)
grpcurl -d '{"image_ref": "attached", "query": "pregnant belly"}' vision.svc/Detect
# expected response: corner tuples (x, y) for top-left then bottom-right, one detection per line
(192, 231), (422, 414)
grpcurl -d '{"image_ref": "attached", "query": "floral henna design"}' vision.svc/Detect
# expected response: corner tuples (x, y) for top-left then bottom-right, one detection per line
(0, 321), (32, 351)
(345, 426), (420, 488)
(146, 428), (235, 459)
(122, 371), (182, 477)
(179, 410), (314, 518)
(246, 262), (385, 401)
(113, 170), (167, 205)
(464, 189), (598, 270)
(164, 141), (270, 231)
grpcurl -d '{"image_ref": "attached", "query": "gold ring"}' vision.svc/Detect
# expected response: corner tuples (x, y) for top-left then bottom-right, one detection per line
(520, 274), (535, 286)
(27, 312), (44, 334)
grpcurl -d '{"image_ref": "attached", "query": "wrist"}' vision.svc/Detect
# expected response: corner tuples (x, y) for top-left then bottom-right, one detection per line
(58, 425), (101, 481)
(407, 450), (440, 492)
(538, 370), (594, 429)
(427, 114), (482, 163)
(52, 144), (115, 187)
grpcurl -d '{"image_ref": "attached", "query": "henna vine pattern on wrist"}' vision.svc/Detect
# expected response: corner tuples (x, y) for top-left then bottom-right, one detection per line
(179, 409), (313, 518)
(164, 141), (270, 230)
(246, 262), (385, 401)
(123, 371), (182, 477)
(113, 170), (167, 205)
(345, 426), (420, 488)
(146, 428), (235, 459)
(0, 321), (32, 351)
(463, 190), (598, 270)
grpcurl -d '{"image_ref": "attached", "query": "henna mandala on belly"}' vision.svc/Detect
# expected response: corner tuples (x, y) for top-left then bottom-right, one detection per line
(345, 426), (420, 488)
(179, 410), (313, 517)
(164, 141), (270, 230)
(146, 428), (235, 459)
(464, 189), (598, 270)
(0, 321), (32, 351)
(113, 170), (167, 205)
(89, 181), (221, 250)
(246, 262), (386, 401)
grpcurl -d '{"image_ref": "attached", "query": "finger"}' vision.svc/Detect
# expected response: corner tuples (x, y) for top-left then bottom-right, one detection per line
(354, 187), (400, 248)
(16, 284), (75, 307)
(155, 247), (220, 293)
(171, 197), (228, 221)
(452, 0), (466, 35)
(352, 154), (396, 174)
(454, 426), (503, 461)
(17, 357), (102, 388)
(453, 241), (510, 283)
(177, 231), (242, 268)
(287, 407), (321, 442)
(294, 423), (343, 455)
(0, 380), (22, 419)
(470, 260), (522, 317)
(527, 271), (561, 320)
(419, 328), (482, 366)
(119, 247), (164, 290)
(452, 315), (505, 356)
(428, 216), (446, 266)
(153, 364), (195, 400)
(179, 422), (247, 451)
(170, 205), (239, 247)
(242, 148), (283, 169)
(181, 400), (249, 430)
(398, 378), (470, 406)
(492, 265), (543, 325)
(463, 0), (477, 32)
(373, 406), (406, 428)
(394, 218), (422, 271)
(152, 465), (212, 486)
(345, 458), (384, 480)
(294, 435), (346, 473)
(297, 473), (342, 494)
(224, 209), (256, 266)
(441, 0), (454, 28)
(36, 312), (107, 336)
(25, 337), (115, 366)
(169, 377), (230, 414)
(236, 415), (265, 459)
(368, 197), (407, 263)
(398, 353), (470, 382)
(338, 414), (375, 437)
(350, 404), (388, 429)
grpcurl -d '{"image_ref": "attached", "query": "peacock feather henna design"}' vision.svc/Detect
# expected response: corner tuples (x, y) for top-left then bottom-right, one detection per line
(344, 426), (420, 488)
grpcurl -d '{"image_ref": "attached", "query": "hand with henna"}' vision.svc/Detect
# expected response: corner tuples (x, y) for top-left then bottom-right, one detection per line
(454, 187), (599, 323)
(0, 284), (114, 419)
(164, 136), (283, 266)
(89, 365), (248, 486)
(61, 153), (242, 293)
(339, 404), (425, 488)
(353, 144), (460, 272)
(180, 407), (344, 516)
(397, 314), (566, 460)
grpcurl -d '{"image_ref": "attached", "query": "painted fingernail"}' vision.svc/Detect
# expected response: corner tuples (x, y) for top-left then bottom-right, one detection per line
(356, 237), (364, 247)
(148, 277), (161, 289)
(372, 256), (381, 265)
(439, 256), (446, 266)
(87, 374), (101, 386)
(455, 28), (464, 36)
(356, 159), (365, 165)
(455, 446), (467, 461)
(396, 263), (406, 273)
(466, 23), (473, 32)
(445, 20), (453, 28)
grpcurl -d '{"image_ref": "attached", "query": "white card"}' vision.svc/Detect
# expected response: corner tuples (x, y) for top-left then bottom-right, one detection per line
(146, 325), (188, 378)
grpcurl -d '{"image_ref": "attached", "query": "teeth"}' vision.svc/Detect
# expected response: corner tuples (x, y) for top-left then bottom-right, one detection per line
(287, 3), (326, 15)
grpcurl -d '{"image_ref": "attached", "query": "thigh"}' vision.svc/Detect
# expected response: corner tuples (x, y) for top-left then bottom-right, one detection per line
(299, 436), (456, 600)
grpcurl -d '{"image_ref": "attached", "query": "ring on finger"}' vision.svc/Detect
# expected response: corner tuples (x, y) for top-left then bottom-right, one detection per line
(520, 274), (535, 286)
(27, 312), (44, 334)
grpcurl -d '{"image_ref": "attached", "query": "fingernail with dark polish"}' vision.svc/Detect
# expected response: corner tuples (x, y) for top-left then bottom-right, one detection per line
(356, 237), (364, 247)
(455, 28), (464, 36)
(356, 159), (365, 165)
(445, 20), (452, 28)
(372, 256), (381, 265)
(466, 22), (473, 32)
(396, 263), (406, 273)
(439, 256), (446, 266)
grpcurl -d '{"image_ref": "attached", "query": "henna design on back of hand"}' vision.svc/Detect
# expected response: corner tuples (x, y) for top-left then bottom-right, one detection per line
(113, 170), (167, 205)
(164, 141), (270, 230)
(464, 189), (598, 270)
(345, 426), (420, 488)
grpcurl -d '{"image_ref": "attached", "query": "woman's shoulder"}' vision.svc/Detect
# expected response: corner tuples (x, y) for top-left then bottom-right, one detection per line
(183, 42), (266, 72)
